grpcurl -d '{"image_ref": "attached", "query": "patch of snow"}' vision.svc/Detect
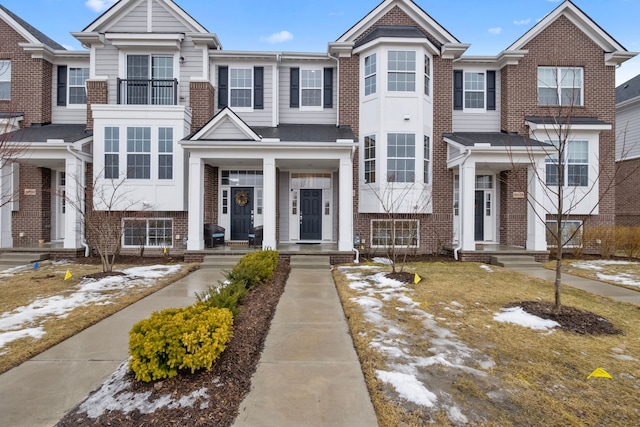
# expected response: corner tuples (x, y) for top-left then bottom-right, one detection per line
(0, 327), (46, 347)
(596, 272), (640, 287)
(493, 307), (559, 331)
(480, 265), (494, 273)
(372, 257), (393, 265)
(611, 354), (638, 362)
(571, 260), (636, 270)
(447, 405), (469, 425)
(450, 301), (463, 308)
(376, 370), (437, 407)
(79, 362), (208, 418)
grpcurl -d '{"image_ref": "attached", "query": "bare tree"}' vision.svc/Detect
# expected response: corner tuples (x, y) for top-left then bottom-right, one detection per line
(0, 114), (26, 208)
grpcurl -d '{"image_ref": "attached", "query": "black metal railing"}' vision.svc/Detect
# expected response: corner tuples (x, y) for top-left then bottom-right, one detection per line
(117, 78), (178, 105)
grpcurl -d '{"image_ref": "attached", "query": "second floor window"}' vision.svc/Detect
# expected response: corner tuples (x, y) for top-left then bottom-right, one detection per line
(230, 68), (252, 108)
(364, 135), (376, 184)
(0, 60), (11, 100)
(301, 69), (322, 107)
(127, 127), (151, 179)
(387, 133), (415, 183)
(424, 55), (431, 96)
(424, 135), (431, 184)
(364, 54), (376, 96)
(104, 127), (119, 179)
(158, 128), (173, 180)
(69, 68), (89, 104)
(538, 67), (583, 106)
(464, 72), (485, 109)
(388, 51), (416, 92)
(126, 55), (174, 105)
(545, 140), (589, 187)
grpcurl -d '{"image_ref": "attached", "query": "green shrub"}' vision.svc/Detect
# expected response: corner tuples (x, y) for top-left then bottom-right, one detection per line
(196, 280), (248, 317)
(129, 303), (233, 382)
(228, 250), (279, 288)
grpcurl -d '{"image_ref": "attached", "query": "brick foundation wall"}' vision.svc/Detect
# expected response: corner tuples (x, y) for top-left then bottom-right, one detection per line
(0, 19), (52, 126)
(190, 81), (215, 132)
(615, 157), (640, 226)
(86, 80), (108, 131)
(12, 165), (51, 244)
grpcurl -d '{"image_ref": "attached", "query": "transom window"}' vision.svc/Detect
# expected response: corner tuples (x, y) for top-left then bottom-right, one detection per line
(301, 69), (322, 107)
(371, 219), (419, 247)
(0, 60), (10, 100)
(364, 135), (376, 184)
(545, 140), (589, 187)
(538, 67), (583, 106)
(158, 128), (173, 180)
(126, 127), (151, 179)
(68, 67), (89, 104)
(364, 54), (377, 96)
(123, 218), (173, 247)
(388, 51), (416, 92)
(387, 133), (415, 183)
(221, 170), (264, 186)
(464, 72), (485, 109)
(230, 68), (252, 108)
(104, 127), (119, 179)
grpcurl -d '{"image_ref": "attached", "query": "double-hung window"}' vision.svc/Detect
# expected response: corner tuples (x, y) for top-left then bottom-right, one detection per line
(424, 55), (431, 96)
(545, 140), (589, 187)
(364, 135), (376, 184)
(301, 69), (322, 107)
(387, 133), (415, 183)
(0, 60), (10, 100)
(388, 51), (416, 92)
(538, 67), (583, 106)
(230, 68), (252, 108)
(423, 135), (431, 184)
(158, 128), (173, 180)
(126, 127), (151, 179)
(68, 68), (89, 104)
(364, 54), (377, 96)
(104, 127), (119, 179)
(123, 218), (173, 247)
(464, 72), (485, 109)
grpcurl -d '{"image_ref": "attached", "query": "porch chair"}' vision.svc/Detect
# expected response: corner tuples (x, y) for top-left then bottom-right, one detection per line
(204, 224), (225, 248)
(248, 226), (263, 248)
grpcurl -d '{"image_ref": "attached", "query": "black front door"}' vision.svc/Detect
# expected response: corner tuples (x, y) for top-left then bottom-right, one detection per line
(474, 190), (484, 241)
(231, 187), (253, 241)
(300, 189), (322, 240)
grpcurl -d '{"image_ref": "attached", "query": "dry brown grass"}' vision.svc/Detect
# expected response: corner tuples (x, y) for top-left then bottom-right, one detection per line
(334, 262), (640, 426)
(0, 261), (197, 375)
(543, 259), (640, 293)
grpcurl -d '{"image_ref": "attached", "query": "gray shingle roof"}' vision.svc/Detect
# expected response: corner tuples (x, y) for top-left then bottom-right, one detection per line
(4, 124), (91, 143)
(525, 116), (611, 126)
(443, 132), (551, 148)
(252, 124), (356, 142)
(355, 26), (428, 48)
(616, 74), (640, 104)
(0, 5), (65, 50)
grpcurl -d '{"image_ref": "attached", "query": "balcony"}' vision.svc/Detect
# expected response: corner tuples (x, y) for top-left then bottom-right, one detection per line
(117, 78), (178, 105)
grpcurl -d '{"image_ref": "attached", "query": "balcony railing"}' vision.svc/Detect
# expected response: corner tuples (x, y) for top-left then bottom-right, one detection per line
(117, 78), (178, 105)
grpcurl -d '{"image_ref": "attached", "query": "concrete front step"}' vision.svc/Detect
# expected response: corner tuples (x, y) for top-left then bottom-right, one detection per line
(289, 255), (331, 269)
(200, 255), (242, 269)
(0, 252), (50, 262)
(490, 255), (540, 268)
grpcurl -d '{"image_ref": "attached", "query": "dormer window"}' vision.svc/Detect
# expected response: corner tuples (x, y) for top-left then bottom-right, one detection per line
(388, 51), (416, 92)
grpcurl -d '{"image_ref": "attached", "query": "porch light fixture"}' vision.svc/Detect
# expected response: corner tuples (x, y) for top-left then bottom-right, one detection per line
(179, 56), (185, 64)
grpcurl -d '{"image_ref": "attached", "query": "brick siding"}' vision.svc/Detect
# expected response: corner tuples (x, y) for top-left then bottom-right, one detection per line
(12, 165), (52, 244)
(86, 80), (108, 131)
(190, 81), (215, 132)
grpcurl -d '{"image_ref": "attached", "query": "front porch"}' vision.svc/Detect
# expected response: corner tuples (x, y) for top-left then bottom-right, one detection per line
(443, 243), (549, 263)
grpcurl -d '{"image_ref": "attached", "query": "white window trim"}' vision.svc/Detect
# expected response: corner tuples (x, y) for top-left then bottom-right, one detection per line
(544, 139), (590, 187)
(229, 67), (254, 112)
(299, 68), (323, 111)
(424, 55), (431, 97)
(363, 134), (376, 184)
(538, 66), (584, 107)
(545, 220), (583, 248)
(122, 217), (174, 248)
(423, 135), (431, 184)
(370, 219), (420, 248)
(386, 132), (416, 184)
(67, 67), (90, 109)
(463, 71), (486, 111)
(364, 53), (377, 97)
(0, 60), (11, 101)
(387, 50), (417, 93)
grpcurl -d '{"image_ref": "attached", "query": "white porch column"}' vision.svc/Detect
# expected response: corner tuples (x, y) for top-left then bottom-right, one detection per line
(459, 158), (476, 251)
(0, 162), (13, 248)
(64, 157), (84, 249)
(187, 156), (205, 250)
(338, 155), (354, 251)
(262, 157), (277, 249)
(527, 160), (547, 251)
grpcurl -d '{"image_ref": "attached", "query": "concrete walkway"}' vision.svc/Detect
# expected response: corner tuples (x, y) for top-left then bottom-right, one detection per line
(507, 264), (640, 305)
(233, 256), (378, 427)
(0, 255), (378, 427)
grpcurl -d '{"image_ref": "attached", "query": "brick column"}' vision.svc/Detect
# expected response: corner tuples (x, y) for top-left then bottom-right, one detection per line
(86, 79), (108, 131)
(190, 81), (215, 132)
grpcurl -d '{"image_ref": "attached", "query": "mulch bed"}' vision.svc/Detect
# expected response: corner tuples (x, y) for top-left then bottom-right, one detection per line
(508, 300), (624, 335)
(57, 259), (290, 427)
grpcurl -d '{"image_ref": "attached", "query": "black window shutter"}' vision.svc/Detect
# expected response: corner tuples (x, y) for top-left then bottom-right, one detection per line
(254, 67), (264, 110)
(453, 70), (463, 110)
(57, 66), (67, 106)
(323, 67), (333, 109)
(290, 67), (299, 108)
(218, 66), (228, 108)
(486, 70), (496, 111)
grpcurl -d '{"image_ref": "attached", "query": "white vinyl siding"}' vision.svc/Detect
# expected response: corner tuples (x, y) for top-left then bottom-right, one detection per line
(108, 1), (191, 33)
(453, 69), (501, 132)
(615, 104), (640, 161)
(52, 61), (92, 124)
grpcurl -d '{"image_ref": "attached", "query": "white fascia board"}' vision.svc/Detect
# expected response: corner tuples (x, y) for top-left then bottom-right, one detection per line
(209, 51), (281, 61)
(441, 43), (471, 60)
(280, 52), (332, 61)
(18, 43), (55, 62)
(616, 96), (640, 110)
(105, 33), (184, 49)
(525, 120), (612, 132)
(181, 141), (357, 154)
(605, 51), (638, 67)
(189, 33), (221, 49)
(353, 37), (440, 56)
(51, 50), (90, 61)
(91, 104), (192, 121)
(328, 42), (354, 58)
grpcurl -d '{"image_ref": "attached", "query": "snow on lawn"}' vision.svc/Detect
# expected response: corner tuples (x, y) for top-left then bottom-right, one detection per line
(570, 260), (640, 288)
(493, 307), (560, 331)
(338, 265), (494, 425)
(0, 264), (183, 349)
(79, 361), (209, 418)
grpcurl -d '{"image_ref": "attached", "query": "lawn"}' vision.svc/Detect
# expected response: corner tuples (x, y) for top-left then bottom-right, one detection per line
(333, 261), (640, 426)
(0, 260), (197, 375)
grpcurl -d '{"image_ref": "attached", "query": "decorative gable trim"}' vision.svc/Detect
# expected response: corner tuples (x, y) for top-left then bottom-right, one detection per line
(187, 107), (261, 142)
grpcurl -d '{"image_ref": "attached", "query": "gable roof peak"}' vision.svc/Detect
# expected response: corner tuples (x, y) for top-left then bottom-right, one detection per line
(0, 4), (65, 50)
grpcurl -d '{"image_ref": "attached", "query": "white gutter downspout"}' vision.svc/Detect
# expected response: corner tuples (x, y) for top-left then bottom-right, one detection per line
(453, 149), (472, 261)
(66, 146), (90, 257)
(327, 52), (340, 126)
